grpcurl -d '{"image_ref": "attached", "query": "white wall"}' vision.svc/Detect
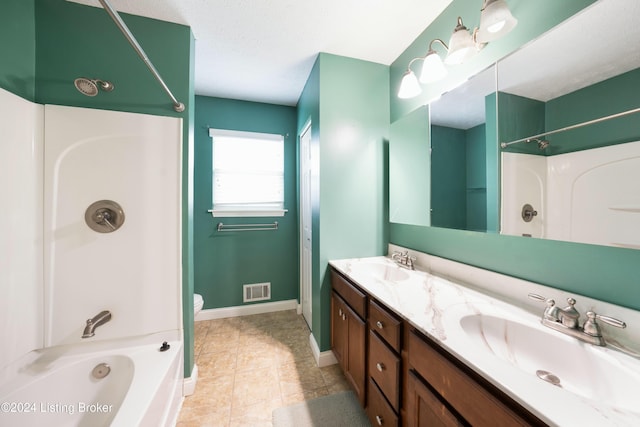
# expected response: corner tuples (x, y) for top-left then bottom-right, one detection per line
(500, 152), (546, 238)
(0, 88), (44, 369)
(44, 105), (183, 346)
(502, 142), (640, 249)
(547, 141), (640, 249)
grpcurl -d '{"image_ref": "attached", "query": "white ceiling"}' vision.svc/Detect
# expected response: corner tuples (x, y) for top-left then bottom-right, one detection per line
(68, 0), (452, 106)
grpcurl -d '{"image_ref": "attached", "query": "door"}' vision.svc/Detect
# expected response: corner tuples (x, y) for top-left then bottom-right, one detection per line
(299, 121), (313, 327)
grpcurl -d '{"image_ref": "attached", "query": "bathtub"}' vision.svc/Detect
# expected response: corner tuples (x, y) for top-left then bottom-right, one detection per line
(0, 331), (183, 427)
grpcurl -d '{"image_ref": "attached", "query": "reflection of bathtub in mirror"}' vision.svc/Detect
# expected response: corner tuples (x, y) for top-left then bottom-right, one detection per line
(501, 140), (640, 249)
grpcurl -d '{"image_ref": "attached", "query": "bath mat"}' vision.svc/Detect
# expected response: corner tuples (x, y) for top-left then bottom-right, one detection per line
(273, 391), (370, 427)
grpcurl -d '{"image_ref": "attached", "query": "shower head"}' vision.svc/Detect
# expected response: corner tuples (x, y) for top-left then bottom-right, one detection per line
(526, 138), (550, 150)
(74, 78), (114, 97)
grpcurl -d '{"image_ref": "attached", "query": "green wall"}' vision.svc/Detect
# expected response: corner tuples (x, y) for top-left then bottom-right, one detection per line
(545, 68), (640, 154)
(389, 106), (430, 226)
(0, 0), (36, 100)
(35, 0), (191, 118)
(193, 96), (299, 309)
(1, 0), (196, 377)
(431, 125), (466, 229)
(390, 223), (640, 311)
(430, 123), (486, 231)
(484, 92), (499, 232)
(390, 0), (640, 312)
(298, 53), (389, 351)
(466, 123), (487, 232)
(498, 92), (546, 155)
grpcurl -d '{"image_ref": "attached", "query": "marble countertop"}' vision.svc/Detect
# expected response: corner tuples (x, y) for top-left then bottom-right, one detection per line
(329, 255), (640, 427)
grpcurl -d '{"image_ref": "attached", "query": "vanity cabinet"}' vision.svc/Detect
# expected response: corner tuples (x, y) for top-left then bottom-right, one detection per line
(330, 270), (367, 405)
(407, 329), (546, 427)
(330, 265), (547, 427)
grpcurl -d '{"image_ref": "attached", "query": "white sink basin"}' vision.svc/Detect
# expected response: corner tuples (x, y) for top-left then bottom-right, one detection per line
(455, 309), (640, 414)
(348, 261), (410, 283)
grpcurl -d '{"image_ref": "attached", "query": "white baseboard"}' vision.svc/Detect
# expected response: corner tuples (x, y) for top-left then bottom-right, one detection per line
(183, 363), (198, 396)
(195, 299), (298, 321)
(309, 332), (337, 368)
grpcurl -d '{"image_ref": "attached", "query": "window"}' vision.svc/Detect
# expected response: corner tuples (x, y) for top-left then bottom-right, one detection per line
(209, 128), (286, 217)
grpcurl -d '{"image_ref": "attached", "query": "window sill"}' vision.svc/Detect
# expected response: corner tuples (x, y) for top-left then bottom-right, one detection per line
(208, 209), (288, 218)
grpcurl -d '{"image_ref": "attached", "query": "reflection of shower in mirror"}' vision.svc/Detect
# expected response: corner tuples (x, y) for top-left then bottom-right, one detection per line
(501, 141), (640, 249)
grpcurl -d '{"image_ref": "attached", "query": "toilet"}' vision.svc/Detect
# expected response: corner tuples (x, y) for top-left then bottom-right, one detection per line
(194, 293), (204, 317)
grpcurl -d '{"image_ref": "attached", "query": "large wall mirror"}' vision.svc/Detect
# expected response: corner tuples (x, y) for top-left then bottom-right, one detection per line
(390, 0), (640, 250)
(498, 0), (640, 249)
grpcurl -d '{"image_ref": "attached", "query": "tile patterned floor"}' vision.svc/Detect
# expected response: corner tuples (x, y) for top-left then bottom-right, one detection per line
(177, 310), (351, 427)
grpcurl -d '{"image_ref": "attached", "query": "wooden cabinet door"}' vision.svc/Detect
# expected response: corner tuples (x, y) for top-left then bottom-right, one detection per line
(331, 289), (367, 406)
(331, 292), (347, 366)
(406, 370), (466, 427)
(345, 301), (367, 405)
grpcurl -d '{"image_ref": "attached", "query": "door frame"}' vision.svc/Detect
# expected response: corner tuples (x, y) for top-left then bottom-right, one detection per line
(299, 119), (313, 328)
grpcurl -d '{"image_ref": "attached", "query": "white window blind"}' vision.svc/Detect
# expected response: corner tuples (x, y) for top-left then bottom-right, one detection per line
(209, 129), (286, 217)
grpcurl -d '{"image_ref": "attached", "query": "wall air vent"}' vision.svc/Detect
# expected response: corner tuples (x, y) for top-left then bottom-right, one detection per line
(243, 282), (271, 303)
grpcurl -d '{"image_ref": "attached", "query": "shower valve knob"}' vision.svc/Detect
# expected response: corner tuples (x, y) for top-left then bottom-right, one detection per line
(521, 204), (538, 222)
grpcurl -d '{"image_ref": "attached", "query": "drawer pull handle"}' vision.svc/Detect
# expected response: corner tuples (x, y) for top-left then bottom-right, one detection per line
(342, 313), (346, 321)
(338, 308), (343, 316)
(376, 321), (384, 329)
(375, 415), (384, 425)
(376, 362), (385, 372)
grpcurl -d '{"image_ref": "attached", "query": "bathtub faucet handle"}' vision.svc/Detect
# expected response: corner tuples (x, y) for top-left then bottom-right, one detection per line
(82, 310), (112, 338)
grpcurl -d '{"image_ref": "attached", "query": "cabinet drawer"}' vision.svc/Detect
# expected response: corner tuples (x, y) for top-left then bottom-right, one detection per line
(409, 330), (540, 427)
(367, 378), (399, 427)
(369, 330), (401, 411)
(331, 269), (367, 319)
(369, 300), (402, 352)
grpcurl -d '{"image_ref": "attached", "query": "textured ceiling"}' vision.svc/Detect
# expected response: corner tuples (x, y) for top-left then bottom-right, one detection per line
(498, 0), (640, 102)
(68, 0), (453, 106)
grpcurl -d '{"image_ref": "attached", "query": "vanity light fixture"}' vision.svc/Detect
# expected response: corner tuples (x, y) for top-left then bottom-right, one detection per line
(477, 0), (518, 43)
(397, 0), (518, 99)
(444, 17), (480, 65)
(398, 58), (423, 99)
(419, 39), (449, 83)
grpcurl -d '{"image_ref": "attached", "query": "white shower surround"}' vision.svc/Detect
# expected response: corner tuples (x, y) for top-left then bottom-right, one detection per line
(0, 88), (44, 370)
(1, 87), (185, 425)
(501, 141), (640, 248)
(43, 105), (183, 346)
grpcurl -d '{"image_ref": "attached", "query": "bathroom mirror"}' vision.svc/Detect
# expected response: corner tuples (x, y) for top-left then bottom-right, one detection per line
(389, 106), (430, 226)
(429, 65), (497, 232)
(498, 0), (640, 249)
(389, 66), (498, 230)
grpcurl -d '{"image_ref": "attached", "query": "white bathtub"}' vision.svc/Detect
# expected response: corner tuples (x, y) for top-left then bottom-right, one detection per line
(0, 331), (183, 427)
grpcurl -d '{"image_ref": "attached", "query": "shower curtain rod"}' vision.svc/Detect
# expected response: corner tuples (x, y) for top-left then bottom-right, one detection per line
(500, 106), (640, 149)
(98, 0), (185, 113)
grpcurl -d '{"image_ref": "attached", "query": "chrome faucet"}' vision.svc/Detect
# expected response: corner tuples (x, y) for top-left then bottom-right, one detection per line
(528, 293), (626, 346)
(391, 250), (416, 270)
(82, 310), (112, 338)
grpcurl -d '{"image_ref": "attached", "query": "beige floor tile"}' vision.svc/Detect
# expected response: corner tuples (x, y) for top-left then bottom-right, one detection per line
(201, 331), (240, 354)
(198, 350), (237, 379)
(179, 311), (349, 426)
(184, 374), (234, 412)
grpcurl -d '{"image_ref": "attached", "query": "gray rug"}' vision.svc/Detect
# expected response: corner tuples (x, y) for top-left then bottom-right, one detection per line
(273, 391), (371, 427)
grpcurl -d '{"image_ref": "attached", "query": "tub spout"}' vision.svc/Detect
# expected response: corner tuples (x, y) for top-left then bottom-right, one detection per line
(82, 310), (112, 338)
